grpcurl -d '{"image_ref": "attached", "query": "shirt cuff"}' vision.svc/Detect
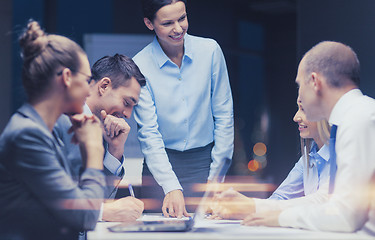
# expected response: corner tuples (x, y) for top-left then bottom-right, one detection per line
(254, 198), (267, 213)
(162, 181), (183, 195)
(254, 198), (282, 213)
(103, 151), (125, 176)
(98, 203), (104, 222)
(278, 207), (297, 228)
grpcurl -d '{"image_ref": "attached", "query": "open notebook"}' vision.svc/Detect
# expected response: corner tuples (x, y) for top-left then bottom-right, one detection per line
(108, 160), (229, 232)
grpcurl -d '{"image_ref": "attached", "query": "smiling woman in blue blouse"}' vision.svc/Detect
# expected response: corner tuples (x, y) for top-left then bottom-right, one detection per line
(267, 99), (331, 200)
(209, 99), (331, 220)
(133, 0), (234, 217)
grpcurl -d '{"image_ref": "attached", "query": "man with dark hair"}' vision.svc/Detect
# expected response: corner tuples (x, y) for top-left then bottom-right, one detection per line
(54, 54), (146, 223)
(242, 41), (375, 235)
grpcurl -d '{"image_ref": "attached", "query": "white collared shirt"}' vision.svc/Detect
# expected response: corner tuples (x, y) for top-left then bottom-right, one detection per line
(279, 89), (375, 235)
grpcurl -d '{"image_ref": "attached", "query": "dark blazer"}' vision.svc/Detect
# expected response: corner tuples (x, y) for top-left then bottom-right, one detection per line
(0, 104), (106, 240)
(54, 104), (124, 199)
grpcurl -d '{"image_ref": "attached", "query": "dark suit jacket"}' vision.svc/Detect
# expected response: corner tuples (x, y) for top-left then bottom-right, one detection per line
(0, 104), (106, 240)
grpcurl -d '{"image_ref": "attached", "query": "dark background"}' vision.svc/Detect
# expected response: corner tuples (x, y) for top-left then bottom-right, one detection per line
(1, 0), (375, 191)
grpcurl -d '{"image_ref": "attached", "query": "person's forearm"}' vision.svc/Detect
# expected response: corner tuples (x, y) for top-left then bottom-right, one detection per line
(82, 142), (104, 170)
(107, 145), (124, 161)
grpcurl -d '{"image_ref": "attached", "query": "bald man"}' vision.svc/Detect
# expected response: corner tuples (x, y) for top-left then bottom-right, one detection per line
(242, 41), (375, 235)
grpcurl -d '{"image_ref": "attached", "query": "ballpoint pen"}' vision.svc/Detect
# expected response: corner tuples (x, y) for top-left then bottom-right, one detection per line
(128, 184), (135, 197)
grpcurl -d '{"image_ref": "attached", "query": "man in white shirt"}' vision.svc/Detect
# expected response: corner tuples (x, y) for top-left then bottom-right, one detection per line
(54, 54), (146, 223)
(242, 41), (375, 235)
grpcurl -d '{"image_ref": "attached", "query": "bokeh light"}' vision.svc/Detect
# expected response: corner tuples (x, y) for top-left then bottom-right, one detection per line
(253, 142), (267, 156)
(255, 155), (267, 169)
(248, 159), (260, 172)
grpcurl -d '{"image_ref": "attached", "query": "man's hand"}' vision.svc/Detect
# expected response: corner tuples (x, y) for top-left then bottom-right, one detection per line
(101, 110), (130, 160)
(210, 188), (255, 220)
(102, 197), (144, 222)
(242, 210), (281, 227)
(162, 190), (190, 218)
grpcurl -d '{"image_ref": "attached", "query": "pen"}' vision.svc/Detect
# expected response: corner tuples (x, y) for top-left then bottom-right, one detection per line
(128, 184), (135, 197)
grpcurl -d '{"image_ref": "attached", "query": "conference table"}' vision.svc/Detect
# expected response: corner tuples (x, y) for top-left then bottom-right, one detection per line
(88, 215), (373, 240)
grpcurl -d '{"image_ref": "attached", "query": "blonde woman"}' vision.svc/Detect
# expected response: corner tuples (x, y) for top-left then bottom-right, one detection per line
(210, 99), (331, 219)
(268, 99), (331, 200)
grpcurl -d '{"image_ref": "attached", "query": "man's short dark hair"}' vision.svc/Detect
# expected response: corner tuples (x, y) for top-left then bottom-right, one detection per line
(91, 54), (146, 88)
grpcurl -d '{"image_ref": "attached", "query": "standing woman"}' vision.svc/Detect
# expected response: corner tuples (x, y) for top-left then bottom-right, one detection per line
(134, 0), (234, 217)
(0, 21), (105, 239)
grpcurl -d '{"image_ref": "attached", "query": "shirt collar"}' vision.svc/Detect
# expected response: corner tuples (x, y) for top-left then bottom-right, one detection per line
(308, 142), (330, 167)
(329, 89), (363, 126)
(151, 33), (193, 69)
(83, 103), (92, 115)
(317, 143), (330, 162)
(183, 34), (193, 61)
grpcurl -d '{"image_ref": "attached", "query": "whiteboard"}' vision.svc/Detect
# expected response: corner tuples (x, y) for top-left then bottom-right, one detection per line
(84, 33), (154, 64)
(83, 33), (154, 158)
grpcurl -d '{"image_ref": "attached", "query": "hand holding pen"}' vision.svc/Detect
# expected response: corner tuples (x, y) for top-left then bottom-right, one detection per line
(128, 184), (135, 197)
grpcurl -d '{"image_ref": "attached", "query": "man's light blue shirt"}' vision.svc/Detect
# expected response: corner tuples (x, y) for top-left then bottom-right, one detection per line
(269, 142), (330, 200)
(133, 34), (234, 194)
